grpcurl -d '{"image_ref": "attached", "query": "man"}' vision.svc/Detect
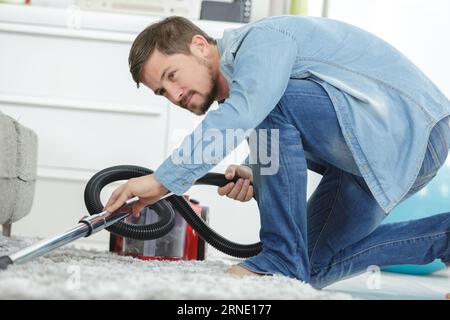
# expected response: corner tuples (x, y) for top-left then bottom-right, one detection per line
(104, 15), (450, 289)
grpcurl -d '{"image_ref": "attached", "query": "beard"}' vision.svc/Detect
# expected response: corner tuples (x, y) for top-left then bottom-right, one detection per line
(190, 56), (219, 115)
(198, 76), (218, 115)
(184, 78), (217, 116)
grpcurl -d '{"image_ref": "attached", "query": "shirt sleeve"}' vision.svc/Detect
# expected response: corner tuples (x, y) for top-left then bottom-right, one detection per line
(154, 26), (298, 194)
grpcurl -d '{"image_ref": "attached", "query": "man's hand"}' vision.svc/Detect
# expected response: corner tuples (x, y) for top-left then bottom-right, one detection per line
(104, 174), (168, 216)
(218, 165), (253, 202)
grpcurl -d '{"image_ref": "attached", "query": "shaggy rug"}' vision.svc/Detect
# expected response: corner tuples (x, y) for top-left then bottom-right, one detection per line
(0, 235), (353, 300)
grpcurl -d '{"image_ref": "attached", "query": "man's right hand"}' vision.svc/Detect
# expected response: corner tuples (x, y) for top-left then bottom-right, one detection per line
(217, 165), (254, 202)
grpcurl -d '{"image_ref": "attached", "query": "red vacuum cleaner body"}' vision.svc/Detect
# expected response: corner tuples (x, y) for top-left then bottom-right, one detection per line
(110, 195), (209, 261)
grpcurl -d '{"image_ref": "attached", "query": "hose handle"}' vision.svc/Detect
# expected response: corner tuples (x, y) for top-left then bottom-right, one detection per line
(195, 172), (253, 188)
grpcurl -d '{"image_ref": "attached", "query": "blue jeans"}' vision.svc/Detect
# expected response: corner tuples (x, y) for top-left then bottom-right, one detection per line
(240, 79), (450, 289)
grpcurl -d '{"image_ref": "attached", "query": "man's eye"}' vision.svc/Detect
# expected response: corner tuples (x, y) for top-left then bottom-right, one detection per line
(157, 89), (166, 96)
(168, 72), (175, 80)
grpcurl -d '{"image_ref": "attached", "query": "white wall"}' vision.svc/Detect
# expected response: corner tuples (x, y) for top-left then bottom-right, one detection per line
(326, 0), (450, 97)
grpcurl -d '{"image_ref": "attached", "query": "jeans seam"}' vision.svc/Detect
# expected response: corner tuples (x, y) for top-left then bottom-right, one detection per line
(322, 230), (450, 271)
(309, 169), (343, 272)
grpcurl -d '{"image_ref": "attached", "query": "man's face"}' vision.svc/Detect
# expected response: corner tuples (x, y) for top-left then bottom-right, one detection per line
(141, 48), (218, 116)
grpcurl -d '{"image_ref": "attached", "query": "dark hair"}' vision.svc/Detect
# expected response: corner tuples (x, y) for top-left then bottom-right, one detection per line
(128, 16), (216, 88)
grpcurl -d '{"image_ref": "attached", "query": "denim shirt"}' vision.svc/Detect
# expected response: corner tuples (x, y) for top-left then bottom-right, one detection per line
(154, 15), (450, 213)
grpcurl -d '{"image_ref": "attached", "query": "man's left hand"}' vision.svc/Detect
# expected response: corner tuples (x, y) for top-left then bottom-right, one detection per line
(104, 174), (168, 216)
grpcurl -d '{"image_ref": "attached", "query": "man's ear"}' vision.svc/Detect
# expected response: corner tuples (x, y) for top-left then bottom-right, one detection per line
(190, 35), (210, 57)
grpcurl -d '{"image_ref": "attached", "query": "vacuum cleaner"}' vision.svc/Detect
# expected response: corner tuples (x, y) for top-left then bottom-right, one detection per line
(0, 165), (262, 270)
(109, 193), (210, 261)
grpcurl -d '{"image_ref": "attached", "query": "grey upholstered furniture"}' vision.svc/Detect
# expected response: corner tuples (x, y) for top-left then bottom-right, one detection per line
(0, 110), (38, 236)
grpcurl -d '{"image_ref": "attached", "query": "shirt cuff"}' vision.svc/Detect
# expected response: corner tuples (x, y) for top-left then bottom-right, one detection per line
(154, 155), (213, 195)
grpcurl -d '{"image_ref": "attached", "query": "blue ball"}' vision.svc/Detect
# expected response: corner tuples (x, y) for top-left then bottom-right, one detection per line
(381, 162), (448, 275)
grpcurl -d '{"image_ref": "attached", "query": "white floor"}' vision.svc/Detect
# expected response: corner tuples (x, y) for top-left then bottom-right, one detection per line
(325, 268), (450, 300)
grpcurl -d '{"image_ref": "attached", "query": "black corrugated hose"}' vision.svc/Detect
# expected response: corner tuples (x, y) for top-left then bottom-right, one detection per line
(84, 165), (262, 258)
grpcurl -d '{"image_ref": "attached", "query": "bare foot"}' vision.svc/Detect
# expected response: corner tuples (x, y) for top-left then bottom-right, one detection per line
(225, 265), (262, 276)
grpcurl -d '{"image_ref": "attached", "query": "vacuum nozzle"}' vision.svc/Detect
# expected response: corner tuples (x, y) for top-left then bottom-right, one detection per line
(0, 256), (13, 270)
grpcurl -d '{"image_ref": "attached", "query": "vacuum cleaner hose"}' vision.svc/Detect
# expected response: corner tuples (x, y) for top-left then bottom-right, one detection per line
(84, 165), (176, 240)
(84, 165), (262, 258)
